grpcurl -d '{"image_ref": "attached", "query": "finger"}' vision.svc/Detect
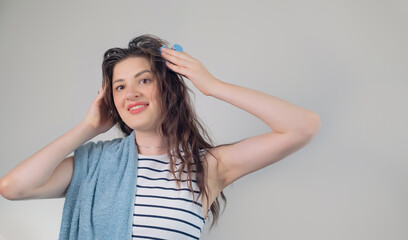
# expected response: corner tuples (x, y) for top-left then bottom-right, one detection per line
(161, 47), (192, 61)
(161, 51), (190, 68)
(165, 61), (189, 77)
(179, 51), (194, 59)
(97, 86), (105, 99)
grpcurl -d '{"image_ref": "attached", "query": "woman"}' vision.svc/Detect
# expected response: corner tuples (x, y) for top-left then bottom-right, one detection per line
(0, 34), (321, 239)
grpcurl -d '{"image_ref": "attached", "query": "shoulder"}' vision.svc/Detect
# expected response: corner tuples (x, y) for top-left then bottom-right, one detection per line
(74, 136), (128, 160)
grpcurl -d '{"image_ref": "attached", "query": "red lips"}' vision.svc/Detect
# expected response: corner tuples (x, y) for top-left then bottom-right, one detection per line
(127, 102), (149, 111)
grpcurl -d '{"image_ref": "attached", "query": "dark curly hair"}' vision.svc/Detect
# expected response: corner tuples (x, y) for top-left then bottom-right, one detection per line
(101, 34), (226, 229)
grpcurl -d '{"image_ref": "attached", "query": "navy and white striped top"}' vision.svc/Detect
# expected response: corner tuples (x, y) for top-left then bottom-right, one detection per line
(132, 153), (209, 240)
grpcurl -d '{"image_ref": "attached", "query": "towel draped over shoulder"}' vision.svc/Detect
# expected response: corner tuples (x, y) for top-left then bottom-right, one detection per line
(59, 130), (138, 240)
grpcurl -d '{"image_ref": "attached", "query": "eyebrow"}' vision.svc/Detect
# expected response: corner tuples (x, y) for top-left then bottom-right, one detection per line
(113, 70), (151, 85)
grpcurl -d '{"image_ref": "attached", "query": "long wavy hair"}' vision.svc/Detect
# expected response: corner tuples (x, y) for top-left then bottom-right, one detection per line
(101, 34), (226, 229)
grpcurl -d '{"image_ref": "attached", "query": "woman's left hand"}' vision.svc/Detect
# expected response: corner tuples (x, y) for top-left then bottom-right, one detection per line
(161, 47), (221, 96)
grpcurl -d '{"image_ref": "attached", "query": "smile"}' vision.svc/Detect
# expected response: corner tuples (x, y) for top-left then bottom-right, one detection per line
(130, 105), (145, 110)
(129, 104), (148, 114)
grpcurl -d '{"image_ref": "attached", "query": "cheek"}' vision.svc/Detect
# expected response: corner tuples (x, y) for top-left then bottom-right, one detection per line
(154, 99), (163, 117)
(151, 91), (161, 108)
(112, 94), (123, 111)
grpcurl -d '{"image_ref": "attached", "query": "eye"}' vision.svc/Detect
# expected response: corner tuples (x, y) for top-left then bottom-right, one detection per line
(140, 78), (151, 84)
(115, 85), (124, 91)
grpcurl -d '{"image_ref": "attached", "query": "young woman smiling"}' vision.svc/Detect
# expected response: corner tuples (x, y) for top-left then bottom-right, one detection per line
(0, 34), (321, 239)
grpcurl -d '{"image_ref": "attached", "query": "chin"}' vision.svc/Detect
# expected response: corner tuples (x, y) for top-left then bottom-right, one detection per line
(128, 123), (155, 133)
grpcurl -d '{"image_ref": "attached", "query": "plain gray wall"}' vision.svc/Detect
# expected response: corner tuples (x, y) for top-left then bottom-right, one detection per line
(0, 0), (407, 239)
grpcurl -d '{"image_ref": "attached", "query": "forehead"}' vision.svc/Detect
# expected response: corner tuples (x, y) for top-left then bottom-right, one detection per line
(112, 57), (151, 80)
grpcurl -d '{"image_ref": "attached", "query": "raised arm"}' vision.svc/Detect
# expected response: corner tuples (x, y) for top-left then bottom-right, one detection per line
(161, 47), (321, 190)
(0, 86), (114, 200)
(203, 81), (320, 189)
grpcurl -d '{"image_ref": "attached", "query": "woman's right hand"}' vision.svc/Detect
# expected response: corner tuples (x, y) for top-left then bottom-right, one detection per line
(83, 85), (115, 135)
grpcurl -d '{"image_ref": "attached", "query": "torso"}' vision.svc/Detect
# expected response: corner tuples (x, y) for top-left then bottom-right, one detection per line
(132, 153), (217, 239)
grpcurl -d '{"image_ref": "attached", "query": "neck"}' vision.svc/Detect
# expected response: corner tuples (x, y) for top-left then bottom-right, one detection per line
(133, 130), (168, 156)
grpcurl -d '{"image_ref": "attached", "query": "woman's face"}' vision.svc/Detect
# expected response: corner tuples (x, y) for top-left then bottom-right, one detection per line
(112, 57), (162, 133)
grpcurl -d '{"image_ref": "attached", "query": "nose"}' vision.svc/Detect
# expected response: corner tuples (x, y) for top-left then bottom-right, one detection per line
(126, 84), (142, 100)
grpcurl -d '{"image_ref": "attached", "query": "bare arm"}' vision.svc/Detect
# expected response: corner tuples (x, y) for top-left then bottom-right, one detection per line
(0, 85), (114, 200)
(161, 48), (321, 191)
(206, 81), (320, 189)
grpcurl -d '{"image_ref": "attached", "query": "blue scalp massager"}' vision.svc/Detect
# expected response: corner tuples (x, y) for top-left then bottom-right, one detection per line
(160, 44), (183, 68)
(172, 44), (183, 52)
(159, 44), (183, 53)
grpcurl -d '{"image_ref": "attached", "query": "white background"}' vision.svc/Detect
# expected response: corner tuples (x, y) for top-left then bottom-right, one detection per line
(0, 0), (407, 239)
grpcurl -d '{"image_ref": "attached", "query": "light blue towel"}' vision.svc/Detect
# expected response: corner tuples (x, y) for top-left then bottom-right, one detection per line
(59, 130), (138, 240)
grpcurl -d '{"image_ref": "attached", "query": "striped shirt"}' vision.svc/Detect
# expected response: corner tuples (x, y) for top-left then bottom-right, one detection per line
(132, 153), (208, 240)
